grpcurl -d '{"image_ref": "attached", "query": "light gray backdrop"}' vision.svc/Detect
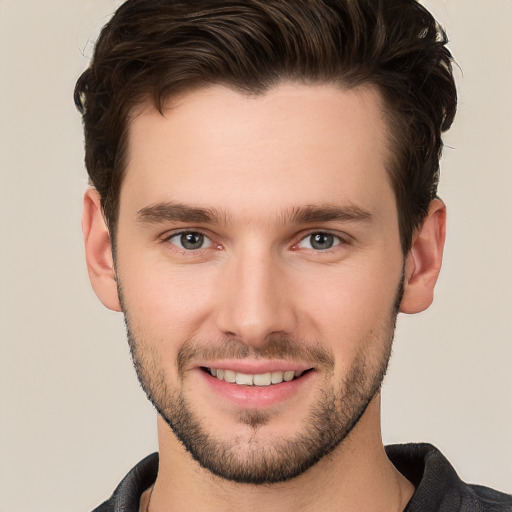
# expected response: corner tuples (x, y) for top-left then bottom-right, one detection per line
(0, 1), (511, 511)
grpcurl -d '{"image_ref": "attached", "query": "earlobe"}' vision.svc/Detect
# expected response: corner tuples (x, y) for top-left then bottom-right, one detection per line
(82, 188), (122, 312)
(400, 198), (446, 314)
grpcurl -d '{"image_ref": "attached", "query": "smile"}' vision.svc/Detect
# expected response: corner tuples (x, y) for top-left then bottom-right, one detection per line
(207, 368), (306, 386)
(199, 365), (316, 408)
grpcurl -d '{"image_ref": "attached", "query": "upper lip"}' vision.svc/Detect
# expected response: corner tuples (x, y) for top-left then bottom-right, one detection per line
(199, 360), (313, 374)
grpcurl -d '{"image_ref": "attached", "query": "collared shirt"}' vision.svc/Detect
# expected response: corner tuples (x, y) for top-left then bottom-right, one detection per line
(92, 443), (512, 511)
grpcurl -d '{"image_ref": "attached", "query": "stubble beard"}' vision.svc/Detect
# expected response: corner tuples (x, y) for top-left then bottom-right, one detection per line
(121, 280), (402, 485)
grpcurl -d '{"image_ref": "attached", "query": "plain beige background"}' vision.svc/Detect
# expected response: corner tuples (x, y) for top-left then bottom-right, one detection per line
(0, 1), (511, 511)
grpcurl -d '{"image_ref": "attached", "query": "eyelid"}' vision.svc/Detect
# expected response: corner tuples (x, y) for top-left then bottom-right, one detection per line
(161, 227), (209, 240)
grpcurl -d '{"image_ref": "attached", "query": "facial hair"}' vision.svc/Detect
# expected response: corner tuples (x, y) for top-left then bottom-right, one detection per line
(121, 278), (403, 485)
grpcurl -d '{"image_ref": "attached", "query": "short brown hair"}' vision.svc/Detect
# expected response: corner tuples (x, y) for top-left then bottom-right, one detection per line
(74, 0), (457, 253)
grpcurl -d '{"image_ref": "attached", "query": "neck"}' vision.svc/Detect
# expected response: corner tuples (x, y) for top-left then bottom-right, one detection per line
(148, 395), (414, 512)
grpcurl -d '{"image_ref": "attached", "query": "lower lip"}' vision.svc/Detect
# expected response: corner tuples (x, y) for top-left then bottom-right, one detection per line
(198, 369), (315, 409)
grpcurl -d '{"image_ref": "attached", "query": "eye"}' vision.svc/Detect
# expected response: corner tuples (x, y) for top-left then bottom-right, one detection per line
(167, 231), (212, 250)
(297, 232), (342, 251)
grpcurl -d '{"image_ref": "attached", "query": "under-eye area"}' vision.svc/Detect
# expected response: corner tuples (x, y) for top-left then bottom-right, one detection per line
(201, 367), (314, 386)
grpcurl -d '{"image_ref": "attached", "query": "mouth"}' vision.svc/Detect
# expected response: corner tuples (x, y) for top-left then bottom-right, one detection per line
(197, 364), (316, 409)
(201, 367), (312, 386)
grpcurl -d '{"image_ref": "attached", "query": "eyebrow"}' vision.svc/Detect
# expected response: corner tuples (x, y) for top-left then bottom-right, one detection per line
(136, 201), (373, 226)
(137, 202), (222, 224)
(287, 204), (373, 224)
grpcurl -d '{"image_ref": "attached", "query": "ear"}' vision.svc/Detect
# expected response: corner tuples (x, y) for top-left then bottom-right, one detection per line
(82, 188), (121, 312)
(400, 198), (446, 314)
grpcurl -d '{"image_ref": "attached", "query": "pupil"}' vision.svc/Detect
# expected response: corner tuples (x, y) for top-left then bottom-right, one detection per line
(311, 233), (333, 250)
(181, 232), (204, 249)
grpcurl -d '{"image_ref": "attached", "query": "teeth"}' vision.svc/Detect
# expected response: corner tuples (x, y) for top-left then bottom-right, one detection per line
(235, 372), (254, 386)
(271, 371), (284, 384)
(283, 371), (295, 382)
(208, 368), (305, 386)
(223, 369), (236, 383)
(253, 372), (272, 386)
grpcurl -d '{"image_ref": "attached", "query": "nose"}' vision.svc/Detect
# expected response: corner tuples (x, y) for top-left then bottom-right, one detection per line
(214, 246), (297, 347)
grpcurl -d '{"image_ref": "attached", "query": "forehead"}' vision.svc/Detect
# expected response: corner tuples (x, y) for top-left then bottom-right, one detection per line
(122, 83), (394, 222)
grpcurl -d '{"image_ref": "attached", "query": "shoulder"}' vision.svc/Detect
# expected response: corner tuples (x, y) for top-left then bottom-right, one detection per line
(468, 484), (512, 511)
(91, 453), (159, 512)
(386, 443), (512, 512)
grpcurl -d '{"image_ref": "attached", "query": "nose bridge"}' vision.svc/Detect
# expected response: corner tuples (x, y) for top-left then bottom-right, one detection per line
(215, 241), (296, 346)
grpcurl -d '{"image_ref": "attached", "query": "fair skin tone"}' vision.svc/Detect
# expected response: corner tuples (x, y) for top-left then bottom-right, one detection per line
(83, 83), (445, 512)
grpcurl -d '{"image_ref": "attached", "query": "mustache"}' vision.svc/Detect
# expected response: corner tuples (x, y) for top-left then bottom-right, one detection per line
(177, 335), (335, 377)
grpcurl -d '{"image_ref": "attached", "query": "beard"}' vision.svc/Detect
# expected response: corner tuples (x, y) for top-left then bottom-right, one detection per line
(121, 278), (403, 485)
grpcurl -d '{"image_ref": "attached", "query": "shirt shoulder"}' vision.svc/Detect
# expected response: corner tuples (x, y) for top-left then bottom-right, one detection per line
(469, 484), (512, 511)
(386, 443), (512, 512)
(91, 453), (159, 512)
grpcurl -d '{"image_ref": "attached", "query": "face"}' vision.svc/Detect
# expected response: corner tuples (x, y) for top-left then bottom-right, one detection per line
(114, 83), (405, 483)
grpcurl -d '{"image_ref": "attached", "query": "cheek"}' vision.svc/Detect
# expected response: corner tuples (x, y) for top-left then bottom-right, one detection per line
(118, 257), (223, 340)
(294, 259), (402, 362)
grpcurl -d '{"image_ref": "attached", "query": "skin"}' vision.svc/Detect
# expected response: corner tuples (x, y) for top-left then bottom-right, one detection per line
(83, 83), (446, 511)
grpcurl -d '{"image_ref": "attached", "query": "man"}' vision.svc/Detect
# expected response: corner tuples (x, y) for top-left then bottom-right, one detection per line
(75, 0), (512, 510)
